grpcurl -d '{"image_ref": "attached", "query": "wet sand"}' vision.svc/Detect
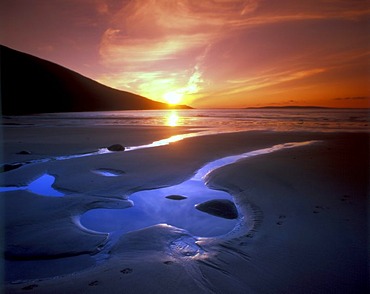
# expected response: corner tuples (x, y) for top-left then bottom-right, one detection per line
(1, 125), (369, 293)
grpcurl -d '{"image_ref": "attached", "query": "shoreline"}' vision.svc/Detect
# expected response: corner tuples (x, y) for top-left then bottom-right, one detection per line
(1, 125), (369, 293)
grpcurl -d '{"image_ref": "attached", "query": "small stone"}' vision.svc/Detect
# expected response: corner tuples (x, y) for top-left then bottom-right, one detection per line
(1, 163), (23, 172)
(107, 144), (125, 151)
(195, 199), (238, 219)
(22, 284), (38, 290)
(16, 150), (32, 155)
(165, 195), (187, 200)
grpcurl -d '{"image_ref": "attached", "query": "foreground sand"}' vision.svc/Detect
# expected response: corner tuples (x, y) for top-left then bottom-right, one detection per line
(1, 125), (369, 293)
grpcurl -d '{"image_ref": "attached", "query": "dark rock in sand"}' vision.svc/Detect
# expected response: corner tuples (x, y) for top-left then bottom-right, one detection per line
(165, 195), (187, 200)
(22, 284), (38, 290)
(16, 150), (32, 155)
(1, 163), (24, 172)
(107, 144), (125, 152)
(195, 199), (238, 219)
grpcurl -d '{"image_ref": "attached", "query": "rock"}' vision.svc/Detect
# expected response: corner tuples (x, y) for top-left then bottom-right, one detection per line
(1, 163), (24, 172)
(107, 144), (125, 151)
(16, 150), (32, 155)
(165, 195), (187, 200)
(22, 284), (38, 290)
(195, 199), (238, 219)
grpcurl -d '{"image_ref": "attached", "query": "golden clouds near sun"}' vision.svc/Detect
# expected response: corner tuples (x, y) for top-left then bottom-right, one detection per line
(163, 91), (183, 105)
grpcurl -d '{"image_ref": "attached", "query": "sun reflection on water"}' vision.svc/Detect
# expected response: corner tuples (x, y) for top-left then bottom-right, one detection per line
(165, 111), (180, 127)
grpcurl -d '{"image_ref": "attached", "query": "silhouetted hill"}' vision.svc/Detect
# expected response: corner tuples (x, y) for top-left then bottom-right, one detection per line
(0, 45), (191, 115)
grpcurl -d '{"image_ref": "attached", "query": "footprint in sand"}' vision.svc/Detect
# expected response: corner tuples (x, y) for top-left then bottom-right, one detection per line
(120, 268), (133, 274)
(340, 195), (352, 204)
(313, 205), (330, 214)
(88, 281), (99, 286)
(276, 215), (286, 225)
(163, 260), (174, 265)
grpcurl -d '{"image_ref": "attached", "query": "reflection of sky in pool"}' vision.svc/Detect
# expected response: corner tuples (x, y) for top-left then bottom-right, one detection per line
(0, 174), (64, 197)
(1, 139), (318, 237)
(81, 179), (238, 237)
(81, 141), (318, 237)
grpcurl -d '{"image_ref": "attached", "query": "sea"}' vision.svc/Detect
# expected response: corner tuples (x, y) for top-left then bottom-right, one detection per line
(3, 108), (369, 132)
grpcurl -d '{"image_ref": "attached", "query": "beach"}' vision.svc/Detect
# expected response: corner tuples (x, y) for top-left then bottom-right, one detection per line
(1, 123), (369, 293)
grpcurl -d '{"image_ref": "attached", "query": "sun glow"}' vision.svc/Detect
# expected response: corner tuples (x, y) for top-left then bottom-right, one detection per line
(163, 91), (183, 105)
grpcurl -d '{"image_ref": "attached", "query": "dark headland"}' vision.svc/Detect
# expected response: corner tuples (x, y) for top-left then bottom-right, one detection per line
(0, 45), (191, 115)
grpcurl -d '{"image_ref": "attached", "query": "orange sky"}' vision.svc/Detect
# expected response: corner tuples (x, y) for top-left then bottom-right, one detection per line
(1, 0), (369, 108)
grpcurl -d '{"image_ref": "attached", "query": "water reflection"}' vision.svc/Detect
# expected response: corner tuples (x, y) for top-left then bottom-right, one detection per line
(81, 140), (319, 237)
(124, 131), (211, 151)
(6, 109), (369, 132)
(165, 110), (180, 127)
(81, 180), (237, 237)
(0, 174), (64, 197)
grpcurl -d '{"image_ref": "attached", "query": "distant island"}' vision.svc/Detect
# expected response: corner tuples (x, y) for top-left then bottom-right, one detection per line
(0, 45), (191, 115)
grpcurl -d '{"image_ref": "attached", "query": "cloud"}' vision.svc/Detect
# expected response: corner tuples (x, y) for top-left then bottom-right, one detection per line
(333, 96), (369, 101)
(97, 0), (258, 100)
(214, 67), (327, 96)
(97, 69), (190, 99)
(186, 66), (204, 93)
(95, 1), (109, 15)
(100, 30), (208, 66)
(95, 0), (369, 106)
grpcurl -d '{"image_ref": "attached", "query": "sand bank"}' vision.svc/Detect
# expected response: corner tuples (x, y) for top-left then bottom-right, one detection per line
(1, 125), (368, 293)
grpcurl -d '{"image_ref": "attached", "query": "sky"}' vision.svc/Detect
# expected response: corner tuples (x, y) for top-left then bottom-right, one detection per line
(1, 0), (369, 108)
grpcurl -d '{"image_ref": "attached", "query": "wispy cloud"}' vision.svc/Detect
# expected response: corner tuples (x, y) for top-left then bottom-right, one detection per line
(95, 0), (369, 106)
(211, 67), (327, 98)
(97, 0), (257, 100)
(333, 96), (369, 101)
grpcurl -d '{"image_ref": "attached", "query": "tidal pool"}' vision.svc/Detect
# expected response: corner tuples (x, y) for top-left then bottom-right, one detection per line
(1, 139), (318, 238)
(0, 174), (64, 197)
(80, 180), (239, 237)
(81, 141), (318, 237)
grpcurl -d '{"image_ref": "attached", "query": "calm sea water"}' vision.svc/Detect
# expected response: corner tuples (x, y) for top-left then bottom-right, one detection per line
(4, 108), (369, 132)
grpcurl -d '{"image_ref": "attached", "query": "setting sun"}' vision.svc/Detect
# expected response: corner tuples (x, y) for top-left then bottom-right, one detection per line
(163, 91), (183, 105)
